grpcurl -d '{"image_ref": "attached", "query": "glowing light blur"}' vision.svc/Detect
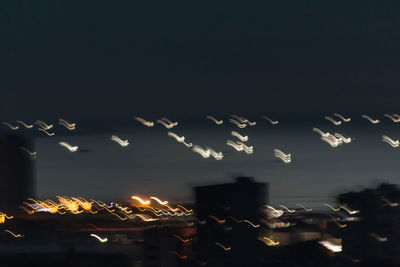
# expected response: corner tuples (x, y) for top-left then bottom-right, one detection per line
(361, 114), (380, 124)
(274, 149), (291, 163)
(134, 117), (154, 127)
(59, 142), (78, 152)
(35, 120), (53, 130)
(325, 116), (342, 125)
(90, 233), (108, 243)
(382, 135), (399, 147)
(16, 120), (33, 128)
(261, 116), (279, 125)
(231, 131), (248, 142)
(58, 119), (76, 130)
(296, 203), (312, 212)
(206, 115), (223, 125)
(4, 230), (23, 238)
(333, 113), (351, 122)
(38, 128), (55, 136)
(20, 147), (37, 160)
(111, 135), (129, 147)
(2, 122), (19, 130)
(384, 114), (400, 122)
(229, 118), (247, 128)
(215, 242), (231, 251)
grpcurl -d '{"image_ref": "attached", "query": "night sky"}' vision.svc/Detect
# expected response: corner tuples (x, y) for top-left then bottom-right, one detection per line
(1, 2), (400, 205)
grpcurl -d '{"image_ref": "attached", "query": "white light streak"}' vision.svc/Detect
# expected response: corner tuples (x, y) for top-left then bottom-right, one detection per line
(261, 116), (279, 125)
(134, 117), (154, 127)
(231, 131), (248, 142)
(325, 116), (342, 125)
(361, 114), (380, 124)
(111, 135), (129, 147)
(206, 115), (223, 125)
(274, 149), (291, 163)
(382, 135), (399, 147)
(59, 142), (78, 152)
(333, 113), (351, 122)
(90, 233), (108, 243)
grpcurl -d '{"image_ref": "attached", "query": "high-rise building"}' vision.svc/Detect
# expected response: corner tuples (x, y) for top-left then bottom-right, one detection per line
(0, 135), (35, 211)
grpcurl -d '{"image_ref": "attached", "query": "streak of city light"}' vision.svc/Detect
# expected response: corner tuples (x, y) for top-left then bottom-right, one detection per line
(312, 127), (330, 137)
(384, 114), (400, 122)
(134, 214), (158, 222)
(382, 135), (399, 147)
(340, 204), (360, 215)
(206, 115), (223, 125)
(228, 215), (243, 223)
(38, 128), (55, 136)
(274, 149), (291, 163)
(319, 240), (342, 253)
(265, 205), (284, 217)
(35, 120), (53, 130)
(58, 119), (76, 130)
(231, 131), (248, 142)
(167, 132), (193, 147)
(16, 120), (33, 128)
(215, 242), (231, 251)
(228, 118), (247, 128)
(156, 119), (175, 129)
(296, 204), (312, 212)
(324, 203), (340, 212)
(321, 134), (343, 147)
(382, 198), (399, 207)
(206, 147), (224, 160)
(192, 145), (211, 158)
(333, 133), (353, 143)
(134, 117), (154, 127)
(261, 116), (279, 125)
(161, 117), (178, 127)
(236, 141), (254, 154)
(150, 197), (168, 205)
(111, 213), (128, 220)
(4, 230), (23, 238)
(333, 113), (351, 122)
(324, 116), (342, 125)
(176, 205), (193, 213)
(242, 219), (260, 228)
(260, 236), (280, 246)
(231, 115), (247, 123)
(131, 196), (150, 205)
(90, 233), (108, 243)
(393, 113), (400, 119)
(172, 251), (188, 260)
(111, 135), (129, 147)
(2, 122), (19, 130)
(59, 142), (78, 152)
(369, 233), (387, 242)
(279, 205), (295, 213)
(208, 215), (226, 224)
(173, 234), (191, 243)
(361, 114), (380, 124)
(20, 147), (37, 160)
(226, 140), (244, 151)
(0, 212), (13, 224)
(327, 214), (347, 228)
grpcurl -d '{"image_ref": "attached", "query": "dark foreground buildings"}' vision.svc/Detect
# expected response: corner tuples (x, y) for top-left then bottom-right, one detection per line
(195, 177), (268, 267)
(0, 135), (35, 211)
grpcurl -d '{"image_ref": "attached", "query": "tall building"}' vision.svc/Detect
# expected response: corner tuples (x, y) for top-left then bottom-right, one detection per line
(0, 135), (35, 211)
(195, 177), (268, 267)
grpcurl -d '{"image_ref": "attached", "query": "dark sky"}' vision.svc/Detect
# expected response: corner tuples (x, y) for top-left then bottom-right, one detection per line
(1, 2), (400, 205)
(1, 1), (400, 120)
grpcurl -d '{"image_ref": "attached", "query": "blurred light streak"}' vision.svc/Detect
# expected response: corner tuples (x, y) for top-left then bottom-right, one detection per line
(324, 203), (340, 212)
(16, 120), (33, 128)
(382, 135), (399, 147)
(156, 119), (175, 129)
(134, 117), (154, 127)
(229, 118), (247, 128)
(59, 142), (78, 152)
(111, 135), (129, 147)
(172, 251), (188, 260)
(236, 141), (254, 154)
(173, 234), (191, 243)
(334, 133), (353, 143)
(150, 197), (168, 205)
(312, 127), (330, 137)
(35, 120), (53, 130)
(274, 149), (291, 163)
(20, 147), (37, 160)
(382, 198), (399, 207)
(131, 196), (150, 205)
(328, 214), (347, 228)
(340, 204), (360, 215)
(192, 145), (211, 158)
(384, 114), (400, 122)
(38, 128), (55, 136)
(168, 132), (193, 147)
(228, 215), (243, 223)
(296, 204), (312, 212)
(242, 219), (260, 228)
(2, 122), (19, 130)
(321, 134), (343, 147)
(361, 114), (380, 124)
(111, 213), (128, 220)
(369, 233), (387, 242)
(325, 116), (342, 125)
(0, 212), (13, 224)
(161, 118), (178, 127)
(206, 147), (224, 160)
(215, 242), (231, 251)
(209, 215), (226, 224)
(319, 240), (342, 253)
(90, 233), (108, 243)
(231, 131), (248, 142)
(226, 140), (244, 151)
(58, 119), (76, 130)
(334, 113), (351, 122)
(4, 230), (23, 238)
(261, 116), (279, 125)
(265, 205), (284, 217)
(206, 115), (223, 125)
(177, 205), (193, 213)
(260, 236), (280, 246)
(279, 205), (295, 213)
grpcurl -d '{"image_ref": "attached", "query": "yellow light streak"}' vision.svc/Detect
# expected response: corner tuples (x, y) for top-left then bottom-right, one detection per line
(325, 116), (342, 125)
(382, 198), (399, 207)
(58, 119), (76, 130)
(16, 120), (33, 128)
(192, 145), (211, 158)
(361, 114), (380, 124)
(208, 215), (226, 224)
(150, 197), (168, 205)
(384, 114), (400, 122)
(333, 133), (353, 143)
(261, 116), (279, 125)
(312, 127), (330, 137)
(134, 117), (154, 127)
(229, 118), (247, 128)
(2, 122), (19, 130)
(173, 234), (191, 243)
(215, 242), (231, 251)
(340, 204), (360, 215)
(90, 233), (108, 243)
(296, 203), (312, 212)
(231, 131), (248, 142)
(274, 149), (291, 163)
(111, 135), (129, 147)
(131, 196), (150, 205)
(319, 240), (342, 253)
(34, 120), (53, 130)
(4, 230), (23, 238)
(59, 142), (78, 152)
(369, 233), (387, 242)
(279, 205), (295, 213)
(161, 117), (178, 127)
(172, 251), (188, 260)
(176, 205), (193, 213)
(260, 236), (280, 246)
(206, 115), (223, 125)
(324, 203), (340, 212)
(20, 147), (37, 160)
(242, 219), (260, 228)
(382, 135), (399, 147)
(156, 119), (175, 129)
(333, 113), (351, 122)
